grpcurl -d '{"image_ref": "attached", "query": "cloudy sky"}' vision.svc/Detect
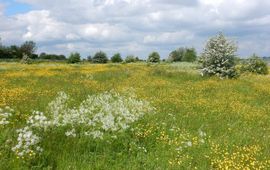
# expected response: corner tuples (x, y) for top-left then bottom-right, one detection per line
(0, 0), (270, 58)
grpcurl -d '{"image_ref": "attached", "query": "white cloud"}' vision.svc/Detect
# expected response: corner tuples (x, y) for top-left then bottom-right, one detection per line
(143, 31), (194, 44)
(1, 0), (270, 58)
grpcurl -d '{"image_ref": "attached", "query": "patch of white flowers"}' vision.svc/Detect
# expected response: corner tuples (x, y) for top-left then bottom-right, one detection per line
(11, 90), (155, 158)
(12, 127), (42, 157)
(0, 106), (14, 126)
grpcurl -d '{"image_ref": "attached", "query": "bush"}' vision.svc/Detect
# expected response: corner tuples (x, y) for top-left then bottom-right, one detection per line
(67, 52), (81, 64)
(200, 32), (238, 79)
(125, 55), (136, 63)
(92, 51), (108, 63)
(241, 54), (269, 75)
(148, 52), (160, 63)
(111, 53), (123, 63)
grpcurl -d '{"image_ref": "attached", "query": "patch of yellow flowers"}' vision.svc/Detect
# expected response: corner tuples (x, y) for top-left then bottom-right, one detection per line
(211, 143), (270, 169)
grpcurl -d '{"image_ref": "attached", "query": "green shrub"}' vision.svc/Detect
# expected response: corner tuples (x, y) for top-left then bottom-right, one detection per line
(148, 52), (160, 63)
(93, 51), (108, 63)
(67, 52), (81, 64)
(200, 32), (238, 79)
(111, 53), (123, 63)
(241, 54), (269, 75)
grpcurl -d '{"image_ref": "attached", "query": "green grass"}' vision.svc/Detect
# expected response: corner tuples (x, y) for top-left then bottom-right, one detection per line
(0, 62), (269, 169)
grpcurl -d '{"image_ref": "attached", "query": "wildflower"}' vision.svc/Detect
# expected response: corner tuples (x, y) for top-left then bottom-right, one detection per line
(65, 128), (76, 137)
(12, 127), (41, 158)
(0, 106), (14, 125)
(186, 141), (192, 147)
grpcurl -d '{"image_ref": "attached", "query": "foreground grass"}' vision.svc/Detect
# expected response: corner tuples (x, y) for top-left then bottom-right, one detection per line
(0, 62), (270, 169)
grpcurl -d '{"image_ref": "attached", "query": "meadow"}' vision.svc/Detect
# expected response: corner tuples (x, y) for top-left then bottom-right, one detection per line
(0, 62), (270, 169)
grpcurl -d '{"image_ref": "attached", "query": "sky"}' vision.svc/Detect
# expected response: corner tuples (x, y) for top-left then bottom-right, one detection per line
(0, 0), (270, 58)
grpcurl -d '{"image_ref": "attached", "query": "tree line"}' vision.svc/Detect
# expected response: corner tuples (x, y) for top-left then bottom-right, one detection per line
(0, 37), (197, 63)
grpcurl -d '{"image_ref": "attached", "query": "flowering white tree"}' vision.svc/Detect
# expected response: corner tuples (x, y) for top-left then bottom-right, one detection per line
(200, 32), (238, 78)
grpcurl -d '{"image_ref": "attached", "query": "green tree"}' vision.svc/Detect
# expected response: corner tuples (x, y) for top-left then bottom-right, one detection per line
(93, 51), (108, 63)
(168, 48), (185, 62)
(182, 48), (197, 62)
(125, 55), (136, 63)
(111, 53), (123, 63)
(20, 41), (37, 57)
(148, 51), (160, 63)
(67, 52), (81, 64)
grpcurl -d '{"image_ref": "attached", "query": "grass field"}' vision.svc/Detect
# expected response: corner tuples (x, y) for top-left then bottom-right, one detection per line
(0, 62), (270, 169)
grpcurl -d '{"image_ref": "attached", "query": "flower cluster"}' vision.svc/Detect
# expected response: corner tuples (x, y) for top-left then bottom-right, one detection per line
(0, 106), (14, 126)
(11, 90), (154, 157)
(12, 127), (42, 158)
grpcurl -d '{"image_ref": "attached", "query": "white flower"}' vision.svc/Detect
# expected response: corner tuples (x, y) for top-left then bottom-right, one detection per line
(186, 141), (192, 147)
(65, 128), (76, 137)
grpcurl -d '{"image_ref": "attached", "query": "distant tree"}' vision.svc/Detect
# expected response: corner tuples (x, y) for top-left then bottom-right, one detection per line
(31, 54), (38, 59)
(10, 45), (23, 59)
(148, 51), (160, 63)
(182, 48), (197, 62)
(200, 32), (238, 79)
(87, 55), (92, 62)
(111, 53), (123, 63)
(67, 52), (81, 64)
(39, 53), (66, 60)
(125, 55), (136, 63)
(20, 41), (37, 57)
(168, 48), (185, 62)
(39, 52), (47, 59)
(135, 57), (140, 62)
(58, 55), (66, 60)
(92, 51), (108, 63)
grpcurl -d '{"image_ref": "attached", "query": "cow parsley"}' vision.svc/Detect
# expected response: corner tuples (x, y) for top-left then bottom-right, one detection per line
(11, 90), (155, 157)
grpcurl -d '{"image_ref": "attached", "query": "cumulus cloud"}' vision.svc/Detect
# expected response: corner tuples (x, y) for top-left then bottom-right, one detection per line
(0, 0), (270, 58)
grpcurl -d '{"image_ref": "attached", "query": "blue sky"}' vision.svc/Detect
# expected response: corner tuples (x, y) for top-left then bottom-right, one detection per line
(0, 0), (270, 58)
(1, 0), (32, 15)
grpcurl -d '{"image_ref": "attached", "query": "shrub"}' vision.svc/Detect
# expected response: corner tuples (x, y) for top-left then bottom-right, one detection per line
(93, 51), (108, 63)
(200, 32), (238, 79)
(125, 55), (136, 63)
(148, 52), (160, 63)
(67, 52), (81, 64)
(241, 54), (269, 75)
(111, 53), (123, 63)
